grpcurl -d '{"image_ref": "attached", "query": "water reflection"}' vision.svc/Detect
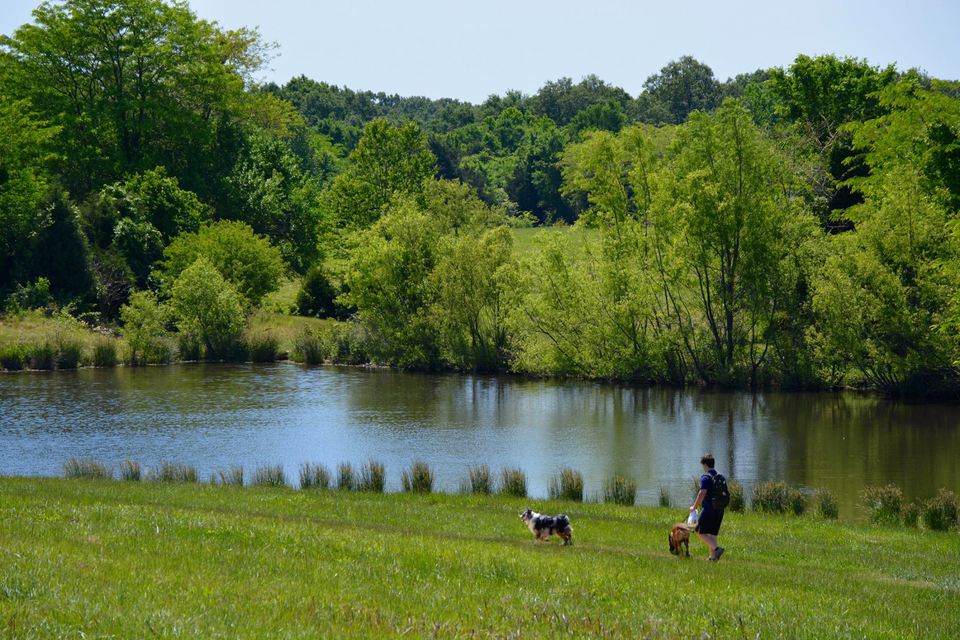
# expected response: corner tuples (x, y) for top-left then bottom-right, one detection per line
(1, 364), (957, 518)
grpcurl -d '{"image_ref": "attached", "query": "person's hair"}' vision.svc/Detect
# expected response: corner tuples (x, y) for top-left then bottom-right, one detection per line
(700, 454), (716, 469)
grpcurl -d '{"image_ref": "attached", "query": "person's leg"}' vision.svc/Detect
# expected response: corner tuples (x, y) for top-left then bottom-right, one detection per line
(697, 532), (717, 558)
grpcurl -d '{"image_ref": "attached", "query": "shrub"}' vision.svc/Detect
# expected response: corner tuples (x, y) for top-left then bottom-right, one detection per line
(63, 458), (111, 480)
(466, 464), (492, 495)
(402, 461), (434, 493)
(297, 265), (342, 318)
(860, 484), (903, 524)
(337, 462), (354, 490)
(922, 489), (959, 532)
(92, 339), (118, 367)
(27, 342), (56, 370)
(902, 500), (922, 528)
(603, 475), (637, 506)
(169, 257), (245, 360)
(215, 465), (244, 486)
(120, 291), (172, 365)
(148, 462), (198, 483)
(251, 464), (286, 488)
(723, 480), (744, 512)
(814, 488), (839, 519)
(358, 460), (386, 493)
(294, 327), (326, 365)
(55, 339), (84, 369)
(548, 468), (583, 502)
(299, 463), (331, 490)
(245, 331), (279, 363)
(752, 481), (805, 515)
(327, 322), (370, 365)
(499, 467), (527, 498)
(177, 333), (202, 362)
(658, 486), (672, 508)
(0, 345), (26, 371)
(119, 459), (141, 481)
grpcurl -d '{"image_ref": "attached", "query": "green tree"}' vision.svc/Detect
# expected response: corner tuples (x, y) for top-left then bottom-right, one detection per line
(158, 221), (284, 306)
(120, 289), (170, 364)
(169, 257), (245, 359)
(636, 56), (722, 125)
(121, 167), (211, 240)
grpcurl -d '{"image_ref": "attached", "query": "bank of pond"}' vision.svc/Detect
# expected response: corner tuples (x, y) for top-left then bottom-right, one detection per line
(59, 457), (960, 532)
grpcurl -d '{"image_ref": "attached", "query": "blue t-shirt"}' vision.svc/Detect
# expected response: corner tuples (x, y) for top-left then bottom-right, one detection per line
(700, 469), (718, 514)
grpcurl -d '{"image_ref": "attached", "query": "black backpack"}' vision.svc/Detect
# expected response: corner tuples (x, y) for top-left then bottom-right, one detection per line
(710, 472), (730, 510)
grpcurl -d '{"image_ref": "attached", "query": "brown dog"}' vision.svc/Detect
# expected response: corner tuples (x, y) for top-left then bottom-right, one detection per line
(668, 523), (692, 557)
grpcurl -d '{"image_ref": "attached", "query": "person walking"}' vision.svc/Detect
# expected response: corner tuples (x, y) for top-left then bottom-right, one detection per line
(689, 454), (727, 561)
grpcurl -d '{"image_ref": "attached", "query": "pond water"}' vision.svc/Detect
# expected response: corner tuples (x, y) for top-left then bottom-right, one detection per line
(2, 363), (958, 518)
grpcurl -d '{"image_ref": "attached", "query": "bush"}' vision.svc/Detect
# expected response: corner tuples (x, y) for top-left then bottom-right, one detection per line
(337, 463), (354, 490)
(245, 331), (279, 363)
(294, 327), (326, 365)
(814, 488), (839, 519)
(251, 464), (286, 488)
(752, 481), (805, 515)
(466, 464), (492, 495)
(92, 339), (118, 367)
(358, 460), (386, 493)
(215, 465), (244, 486)
(299, 463), (331, 490)
(297, 265), (343, 318)
(922, 489), (959, 531)
(63, 458), (111, 479)
(658, 486), (671, 508)
(148, 462), (198, 483)
(548, 468), (583, 502)
(728, 480), (746, 513)
(177, 333), (202, 362)
(327, 322), (370, 365)
(861, 484), (903, 524)
(169, 257), (246, 360)
(55, 338), (84, 369)
(603, 475), (637, 506)
(902, 500), (922, 528)
(402, 461), (434, 493)
(27, 342), (56, 370)
(120, 290), (172, 365)
(499, 467), (527, 498)
(0, 345), (26, 371)
(119, 459), (141, 481)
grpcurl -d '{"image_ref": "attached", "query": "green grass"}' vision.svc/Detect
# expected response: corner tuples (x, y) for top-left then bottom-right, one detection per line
(246, 310), (338, 357)
(510, 225), (598, 261)
(1, 478), (956, 638)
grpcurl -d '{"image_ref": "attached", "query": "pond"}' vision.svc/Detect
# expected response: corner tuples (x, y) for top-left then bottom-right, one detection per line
(2, 363), (958, 518)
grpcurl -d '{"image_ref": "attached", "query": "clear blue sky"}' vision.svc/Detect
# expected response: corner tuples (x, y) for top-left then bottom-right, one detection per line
(3, 0), (958, 103)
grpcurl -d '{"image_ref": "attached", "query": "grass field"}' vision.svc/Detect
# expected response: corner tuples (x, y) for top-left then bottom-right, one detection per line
(1, 478), (957, 638)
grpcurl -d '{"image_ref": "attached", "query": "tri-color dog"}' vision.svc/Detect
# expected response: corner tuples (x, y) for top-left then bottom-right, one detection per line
(520, 509), (573, 545)
(668, 523), (692, 557)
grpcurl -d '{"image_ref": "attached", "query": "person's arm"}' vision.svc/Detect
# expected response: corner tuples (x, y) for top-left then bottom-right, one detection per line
(690, 488), (707, 512)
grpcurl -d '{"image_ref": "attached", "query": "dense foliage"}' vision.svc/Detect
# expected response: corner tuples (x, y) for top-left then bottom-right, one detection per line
(2, 0), (958, 394)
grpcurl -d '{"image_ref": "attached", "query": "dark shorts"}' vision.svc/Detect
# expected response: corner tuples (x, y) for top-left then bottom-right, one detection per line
(696, 509), (724, 536)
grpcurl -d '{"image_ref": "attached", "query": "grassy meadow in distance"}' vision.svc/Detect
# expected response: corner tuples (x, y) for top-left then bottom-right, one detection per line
(1, 478), (958, 638)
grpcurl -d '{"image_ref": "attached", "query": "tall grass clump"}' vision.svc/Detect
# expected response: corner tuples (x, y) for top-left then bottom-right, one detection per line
(814, 488), (839, 519)
(548, 468), (583, 502)
(245, 332), (279, 363)
(55, 338), (84, 369)
(658, 486), (672, 507)
(251, 464), (287, 488)
(299, 463), (331, 490)
(922, 489), (959, 532)
(336, 462), (355, 490)
(752, 481), (805, 515)
(466, 464), (493, 495)
(401, 461), (434, 493)
(294, 327), (325, 365)
(603, 475), (637, 506)
(499, 467), (527, 498)
(728, 480), (746, 513)
(177, 334), (202, 362)
(860, 484), (903, 524)
(0, 345), (26, 371)
(215, 465), (244, 486)
(902, 500), (922, 528)
(27, 342), (56, 370)
(119, 460), (141, 481)
(149, 462), (199, 483)
(358, 460), (386, 492)
(63, 458), (111, 480)
(92, 339), (118, 367)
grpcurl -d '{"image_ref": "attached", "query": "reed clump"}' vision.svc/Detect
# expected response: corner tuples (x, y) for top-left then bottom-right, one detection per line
(814, 488), (839, 519)
(358, 460), (386, 493)
(55, 338), (84, 369)
(299, 463), (331, 490)
(148, 462), (199, 483)
(752, 481), (805, 515)
(336, 462), (355, 490)
(245, 332), (279, 363)
(603, 475), (637, 506)
(63, 458), (111, 480)
(499, 467), (527, 498)
(28, 342), (56, 370)
(548, 468), (583, 502)
(860, 484), (903, 524)
(119, 459), (141, 481)
(0, 344), (26, 371)
(293, 327), (325, 365)
(92, 339), (118, 367)
(466, 464), (493, 495)
(658, 485), (672, 507)
(401, 461), (434, 493)
(215, 465), (244, 486)
(728, 480), (746, 513)
(922, 489), (959, 532)
(251, 464), (286, 488)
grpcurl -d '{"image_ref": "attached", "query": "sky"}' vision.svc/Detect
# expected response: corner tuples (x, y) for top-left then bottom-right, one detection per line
(2, 0), (959, 103)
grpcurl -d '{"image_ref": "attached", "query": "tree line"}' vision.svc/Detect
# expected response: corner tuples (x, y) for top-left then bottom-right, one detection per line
(1, 0), (958, 395)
